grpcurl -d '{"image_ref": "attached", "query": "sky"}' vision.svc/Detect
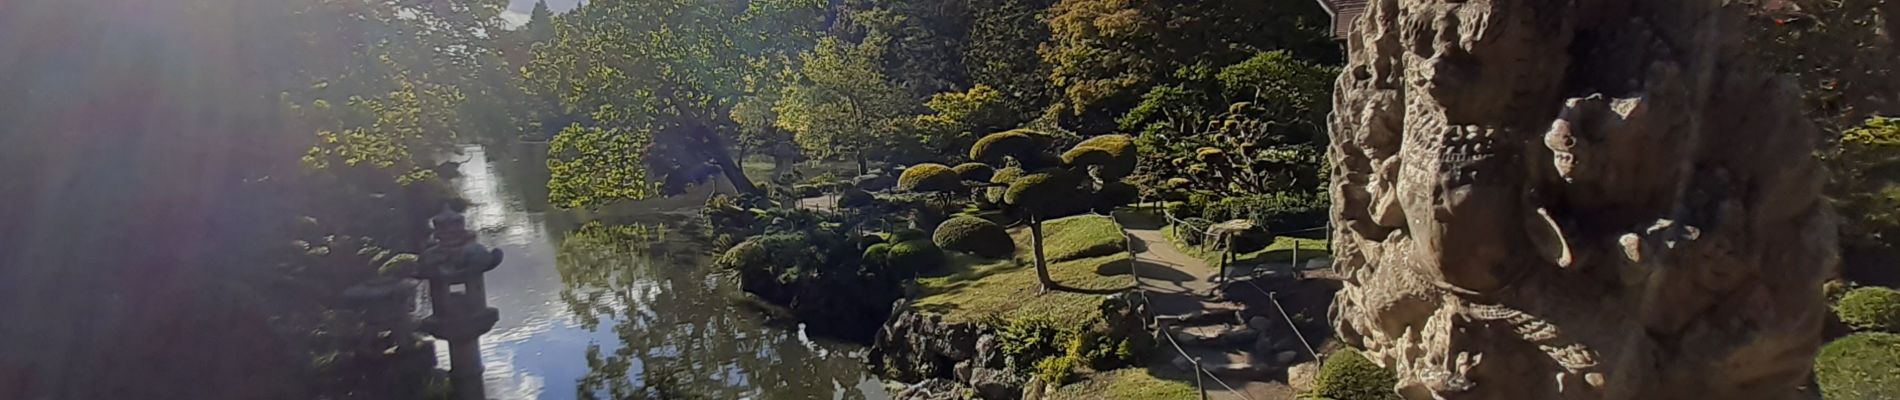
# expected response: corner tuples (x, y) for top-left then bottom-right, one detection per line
(501, 0), (582, 28)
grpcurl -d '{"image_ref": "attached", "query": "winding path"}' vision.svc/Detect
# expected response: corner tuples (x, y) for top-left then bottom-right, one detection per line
(1116, 211), (1296, 400)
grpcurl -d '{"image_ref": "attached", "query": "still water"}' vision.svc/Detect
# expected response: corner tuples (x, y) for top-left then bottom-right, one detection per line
(440, 144), (892, 400)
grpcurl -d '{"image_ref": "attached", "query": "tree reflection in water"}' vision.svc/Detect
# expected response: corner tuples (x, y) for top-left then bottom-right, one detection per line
(555, 221), (882, 400)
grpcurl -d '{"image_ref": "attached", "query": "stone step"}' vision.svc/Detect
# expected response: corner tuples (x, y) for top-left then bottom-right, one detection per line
(1166, 347), (1302, 381)
(1173, 323), (1258, 347)
(1155, 304), (1245, 327)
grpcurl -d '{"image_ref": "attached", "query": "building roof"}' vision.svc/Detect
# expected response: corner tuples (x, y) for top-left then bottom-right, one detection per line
(1316, 0), (1369, 39)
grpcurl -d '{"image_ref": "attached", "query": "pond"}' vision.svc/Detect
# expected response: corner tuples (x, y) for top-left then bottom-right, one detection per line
(440, 144), (893, 400)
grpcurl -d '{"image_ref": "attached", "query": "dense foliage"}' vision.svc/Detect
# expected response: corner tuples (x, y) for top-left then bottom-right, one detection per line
(1817, 332), (1900, 400)
(1837, 286), (1900, 332)
(933, 216), (1016, 259)
(1305, 349), (1401, 400)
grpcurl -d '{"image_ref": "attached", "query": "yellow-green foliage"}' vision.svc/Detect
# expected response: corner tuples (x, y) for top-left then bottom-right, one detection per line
(1838, 286), (1900, 332)
(934, 216), (1015, 259)
(1306, 349), (1399, 400)
(862, 243), (893, 266)
(888, 239), (945, 273)
(898, 163), (963, 192)
(971, 130), (1040, 164)
(1012, 214), (1126, 263)
(1817, 332), (1900, 400)
(1049, 369), (1198, 400)
(1034, 356), (1079, 385)
(988, 167), (1025, 204)
(953, 162), (995, 182)
(714, 239), (768, 271)
(1005, 170), (1080, 214)
(1062, 135), (1136, 180)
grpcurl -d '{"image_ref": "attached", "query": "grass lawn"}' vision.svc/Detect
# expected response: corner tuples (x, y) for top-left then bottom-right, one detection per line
(1048, 368), (1198, 400)
(1163, 224), (1332, 267)
(1011, 214), (1126, 264)
(913, 214), (1135, 327)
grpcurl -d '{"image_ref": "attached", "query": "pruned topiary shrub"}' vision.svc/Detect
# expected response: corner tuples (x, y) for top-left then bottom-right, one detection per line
(1837, 286), (1900, 332)
(1202, 192), (1328, 231)
(898, 163), (963, 193)
(971, 130), (1041, 164)
(892, 228), (928, 243)
(862, 243), (894, 267)
(1062, 134), (1136, 180)
(1306, 349), (1399, 400)
(886, 239), (944, 274)
(838, 188), (874, 208)
(953, 162), (995, 183)
(1817, 332), (1900, 400)
(933, 216), (1014, 259)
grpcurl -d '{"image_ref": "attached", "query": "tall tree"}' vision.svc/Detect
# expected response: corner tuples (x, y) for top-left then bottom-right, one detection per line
(527, 0), (556, 44)
(524, 0), (827, 208)
(1039, 0), (1336, 133)
(775, 35), (915, 175)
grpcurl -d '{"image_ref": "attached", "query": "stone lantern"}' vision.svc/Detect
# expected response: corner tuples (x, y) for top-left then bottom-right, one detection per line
(416, 204), (504, 400)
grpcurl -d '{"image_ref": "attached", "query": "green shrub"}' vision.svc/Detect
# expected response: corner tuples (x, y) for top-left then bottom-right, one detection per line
(1307, 349), (1399, 400)
(987, 167), (1025, 204)
(898, 163), (964, 193)
(1827, 280), (1855, 303)
(892, 228), (928, 242)
(859, 233), (887, 249)
(1062, 135), (1136, 180)
(933, 216), (1015, 259)
(953, 163), (995, 183)
(887, 239), (945, 273)
(1176, 217), (1214, 247)
(1817, 332), (1900, 400)
(971, 130), (1040, 164)
(714, 239), (769, 271)
(1838, 287), (1900, 332)
(1034, 356), (1079, 385)
(862, 243), (894, 267)
(838, 188), (874, 208)
(1202, 192), (1328, 231)
(1093, 181), (1138, 211)
(1000, 318), (1071, 374)
(1006, 171), (1081, 215)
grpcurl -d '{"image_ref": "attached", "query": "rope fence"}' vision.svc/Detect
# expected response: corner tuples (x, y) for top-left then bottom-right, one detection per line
(1125, 238), (1256, 400)
(1130, 199), (1331, 369)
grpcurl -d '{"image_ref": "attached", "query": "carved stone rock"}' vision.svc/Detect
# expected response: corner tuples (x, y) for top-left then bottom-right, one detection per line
(1326, 1), (1834, 399)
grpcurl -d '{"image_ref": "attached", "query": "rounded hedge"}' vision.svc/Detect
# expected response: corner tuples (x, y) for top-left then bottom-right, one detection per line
(971, 130), (1040, 165)
(1005, 171), (1079, 215)
(953, 162), (995, 183)
(1093, 181), (1138, 211)
(1838, 287), (1900, 332)
(1063, 135), (1136, 180)
(1308, 349), (1399, 400)
(888, 239), (945, 273)
(933, 216), (1015, 259)
(892, 228), (928, 242)
(863, 243), (894, 267)
(898, 163), (964, 193)
(988, 167), (1026, 204)
(838, 188), (874, 208)
(1817, 332), (1900, 400)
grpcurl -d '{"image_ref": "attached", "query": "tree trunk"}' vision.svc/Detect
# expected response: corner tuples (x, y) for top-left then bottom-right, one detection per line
(855, 152), (869, 176)
(700, 131), (761, 195)
(1031, 217), (1053, 291)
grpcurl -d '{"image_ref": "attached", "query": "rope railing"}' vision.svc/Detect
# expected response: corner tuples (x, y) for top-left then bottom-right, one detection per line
(1125, 234), (1256, 400)
(1132, 199), (1328, 368)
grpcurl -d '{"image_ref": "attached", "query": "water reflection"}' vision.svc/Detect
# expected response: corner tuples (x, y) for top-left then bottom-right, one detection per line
(447, 144), (890, 400)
